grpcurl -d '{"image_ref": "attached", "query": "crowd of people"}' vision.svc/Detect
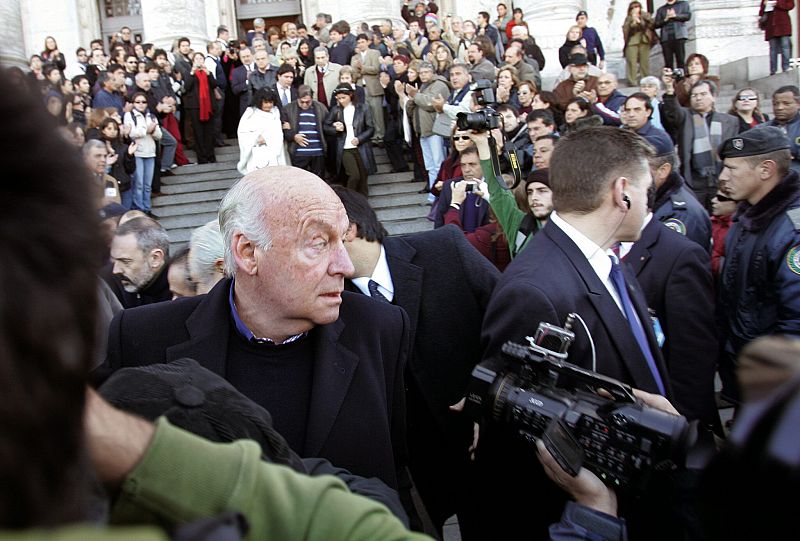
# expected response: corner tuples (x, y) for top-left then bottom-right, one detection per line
(5, 1), (800, 540)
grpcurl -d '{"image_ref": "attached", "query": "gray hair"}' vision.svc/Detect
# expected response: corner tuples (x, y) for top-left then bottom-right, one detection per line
(114, 217), (170, 258)
(189, 220), (225, 286)
(81, 139), (106, 157)
(313, 46), (329, 56)
(218, 179), (272, 276)
(640, 76), (662, 89)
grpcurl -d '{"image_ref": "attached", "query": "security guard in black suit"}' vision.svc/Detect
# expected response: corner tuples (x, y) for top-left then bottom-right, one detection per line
(334, 186), (500, 540)
(718, 126), (800, 404)
(649, 137), (712, 251)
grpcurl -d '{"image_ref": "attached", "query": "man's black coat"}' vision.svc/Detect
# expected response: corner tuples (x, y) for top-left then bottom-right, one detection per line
(625, 219), (719, 428)
(102, 278), (411, 490)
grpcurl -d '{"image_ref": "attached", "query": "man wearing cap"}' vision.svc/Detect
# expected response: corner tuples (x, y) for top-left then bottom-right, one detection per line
(661, 71), (739, 211)
(717, 126), (800, 404)
(553, 53), (599, 108)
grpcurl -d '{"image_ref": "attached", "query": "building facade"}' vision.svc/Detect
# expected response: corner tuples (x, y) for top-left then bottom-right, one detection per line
(0, 0), (786, 79)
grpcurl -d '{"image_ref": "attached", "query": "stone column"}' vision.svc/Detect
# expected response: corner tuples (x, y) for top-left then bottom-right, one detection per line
(141, 0), (208, 51)
(1, 0), (27, 67)
(515, 0), (584, 77)
(689, 0), (764, 67)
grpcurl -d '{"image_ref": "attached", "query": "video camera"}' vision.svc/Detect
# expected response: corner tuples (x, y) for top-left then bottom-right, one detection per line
(456, 79), (501, 132)
(464, 320), (697, 492)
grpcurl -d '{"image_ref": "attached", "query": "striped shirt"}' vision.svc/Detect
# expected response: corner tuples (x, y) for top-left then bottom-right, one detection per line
(296, 108), (324, 156)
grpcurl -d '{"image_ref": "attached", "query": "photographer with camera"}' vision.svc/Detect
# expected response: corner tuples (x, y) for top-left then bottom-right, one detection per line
(476, 126), (692, 540)
(661, 67), (738, 211)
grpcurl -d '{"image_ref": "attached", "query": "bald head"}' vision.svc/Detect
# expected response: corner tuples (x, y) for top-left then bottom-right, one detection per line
(219, 166), (345, 275)
(219, 166), (354, 341)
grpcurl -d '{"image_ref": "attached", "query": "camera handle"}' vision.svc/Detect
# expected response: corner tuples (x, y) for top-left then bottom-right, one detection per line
(487, 133), (524, 191)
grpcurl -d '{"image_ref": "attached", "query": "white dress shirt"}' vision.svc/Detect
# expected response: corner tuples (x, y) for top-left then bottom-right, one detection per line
(352, 245), (395, 301)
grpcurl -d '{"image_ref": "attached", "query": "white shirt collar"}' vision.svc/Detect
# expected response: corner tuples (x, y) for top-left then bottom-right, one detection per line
(352, 244), (395, 302)
(549, 211), (623, 310)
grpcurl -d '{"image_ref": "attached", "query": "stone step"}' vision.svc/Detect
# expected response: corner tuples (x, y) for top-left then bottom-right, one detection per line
(157, 211), (219, 231)
(368, 171), (417, 185)
(385, 217), (434, 236)
(369, 181), (425, 196)
(375, 203), (431, 222)
(153, 189), (230, 207)
(161, 178), (237, 194)
(369, 192), (428, 209)
(184, 145), (240, 159)
(165, 168), (240, 183)
(155, 200), (220, 218)
(173, 161), (238, 175)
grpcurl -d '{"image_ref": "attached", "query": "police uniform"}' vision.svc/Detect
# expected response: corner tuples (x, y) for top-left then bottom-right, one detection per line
(648, 129), (712, 251)
(718, 127), (800, 403)
(653, 171), (712, 251)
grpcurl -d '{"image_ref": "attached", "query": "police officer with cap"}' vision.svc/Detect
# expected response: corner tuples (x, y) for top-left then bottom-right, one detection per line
(650, 130), (712, 251)
(717, 126), (800, 404)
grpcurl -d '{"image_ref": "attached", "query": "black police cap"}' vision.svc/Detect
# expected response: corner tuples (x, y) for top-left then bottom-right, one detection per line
(719, 126), (790, 159)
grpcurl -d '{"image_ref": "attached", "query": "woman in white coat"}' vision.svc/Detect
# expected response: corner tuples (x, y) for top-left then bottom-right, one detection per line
(237, 87), (286, 174)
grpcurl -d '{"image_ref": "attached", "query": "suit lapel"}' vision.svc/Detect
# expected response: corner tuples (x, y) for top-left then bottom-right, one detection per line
(544, 223), (660, 390)
(384, 237), (423, 345)
(165, 278), (232, 376)
(304, 318), (359, 457)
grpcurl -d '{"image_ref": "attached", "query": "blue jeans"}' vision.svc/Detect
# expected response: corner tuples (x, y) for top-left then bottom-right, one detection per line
(120, 188), (133, 209)
(769, 36), (792, 74)
(420, 134), (445, 202)
(159, 129), (177, 171)
(133, 156), (155, 212)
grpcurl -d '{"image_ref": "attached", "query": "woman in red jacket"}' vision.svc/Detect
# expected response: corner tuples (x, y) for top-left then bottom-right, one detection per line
(760, 0), (795, 75)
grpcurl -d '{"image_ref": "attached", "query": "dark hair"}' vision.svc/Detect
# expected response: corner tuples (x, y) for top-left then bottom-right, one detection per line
(107, 62), (124, 75)
(331, 186), (388, 242)
(76, 46), (86, 55)
(90, 38), (104, 50)
(526, 109), (556, 126)
(549, 126), (654, 213)
(153, 48), (167, 60)
(297, 84), (314, 99)
(685, 53), (710, 74)
(43, 64), (61, 80)
(178, 37), (191, 46)
(496, 103), (519, 116)
(473, 35), (495, 59)
(356, 33), (369, 42)
(277, 63), (295, 76)
(744, 149), (793, 178)
(535, 133), (560, 145)
(478, 11), (491, 21)
(331, 20), (351, 35)
(0, 67), (102, 528)
(566, 96), (591, 116)
(98, 116), (120, 139)
(691, 79), (718, 97)
(459, 146), (480, 160)
(297, 23), (307, 31)
(774, 85), (800, 98)
(625, 92), (654, 112)
(142, 43), (154, 54)
(144, 61), (158, 72)
(513, 7), (523, 15)
(71, 74), (88, 87)
(251, 87), (279, 108)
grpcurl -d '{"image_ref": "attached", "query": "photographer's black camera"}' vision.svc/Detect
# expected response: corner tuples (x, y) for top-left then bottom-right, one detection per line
(672, 68), (685, 80)
(465, 322), (697, 492)
(456, 79), (501, 132)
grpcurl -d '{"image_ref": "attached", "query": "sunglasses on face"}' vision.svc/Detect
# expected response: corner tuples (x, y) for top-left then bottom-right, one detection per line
(452, 135), (471, 141)
(133, 100), (147, 104)
(715, 193), (733, 202)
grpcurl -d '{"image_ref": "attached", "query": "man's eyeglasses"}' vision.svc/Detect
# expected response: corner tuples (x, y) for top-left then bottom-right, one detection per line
(737, 96), (758, 102)
(715, 193), (733, 202)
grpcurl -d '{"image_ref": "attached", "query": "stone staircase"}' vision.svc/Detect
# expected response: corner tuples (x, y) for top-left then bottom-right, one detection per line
(153, 142), (433, 249)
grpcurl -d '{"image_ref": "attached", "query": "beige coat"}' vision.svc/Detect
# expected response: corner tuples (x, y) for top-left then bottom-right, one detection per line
(350, 48), (384, 97)
(303, 62), (342, 105)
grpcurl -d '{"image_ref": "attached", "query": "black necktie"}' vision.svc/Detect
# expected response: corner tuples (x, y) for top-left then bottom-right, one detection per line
(368, 280), (390, 303)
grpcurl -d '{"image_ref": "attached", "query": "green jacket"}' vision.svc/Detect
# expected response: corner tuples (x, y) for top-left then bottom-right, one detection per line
(483, 159), (541, 257)
(1, 419), (431, 541)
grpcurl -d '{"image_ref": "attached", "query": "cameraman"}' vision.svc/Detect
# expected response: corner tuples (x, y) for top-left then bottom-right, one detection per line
(661, 68), (738, 211)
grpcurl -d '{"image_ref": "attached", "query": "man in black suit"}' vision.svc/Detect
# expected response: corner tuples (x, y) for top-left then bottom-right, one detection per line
(623, 215), (720, 431)
(477, 127), (683, 540)
(272, 63), (299, 112)
(334, 186), (499, 539)
(101, 166), (412, 502)
(230, 46), (255, 118)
